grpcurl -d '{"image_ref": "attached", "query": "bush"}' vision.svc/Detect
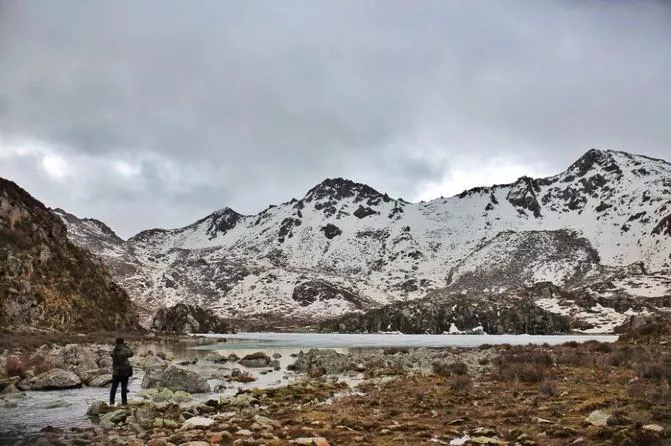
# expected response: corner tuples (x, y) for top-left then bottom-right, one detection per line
(26, 353), (62, 375)
(638, 362), (671, 381)
(449, 375), (473, 392)
(5, 355), (26, 379)
(538, 380), (559, 396)
(627, 379), (671, 405)
(499, 362), (546, 383)
(431, 361), (469, 377)
(495, 349), (552, 383)
(383, 347), (409, 355)
(556, 350), (593, 367)
(449, 362), (469, 376)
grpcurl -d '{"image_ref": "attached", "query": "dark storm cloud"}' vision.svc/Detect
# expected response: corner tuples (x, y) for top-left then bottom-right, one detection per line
(1, 0), (670, 237)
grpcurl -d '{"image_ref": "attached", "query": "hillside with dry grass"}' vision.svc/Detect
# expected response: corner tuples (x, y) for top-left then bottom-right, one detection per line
(0, 177), (140, 332)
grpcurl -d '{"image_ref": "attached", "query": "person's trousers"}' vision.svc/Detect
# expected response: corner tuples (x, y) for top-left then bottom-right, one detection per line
(110, 375), (129, 405)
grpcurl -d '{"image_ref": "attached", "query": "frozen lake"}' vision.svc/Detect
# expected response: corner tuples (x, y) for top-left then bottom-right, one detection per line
(195, 332), (619, 350)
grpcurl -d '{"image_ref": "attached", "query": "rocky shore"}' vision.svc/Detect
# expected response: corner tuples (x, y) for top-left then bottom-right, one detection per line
(1, 321), (670, 445)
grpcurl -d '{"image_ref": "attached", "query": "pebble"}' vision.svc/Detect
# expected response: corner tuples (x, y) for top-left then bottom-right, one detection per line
(643, 424), (664, 433)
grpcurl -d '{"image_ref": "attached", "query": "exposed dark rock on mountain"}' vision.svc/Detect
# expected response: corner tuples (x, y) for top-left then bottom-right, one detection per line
(0, 178), (140, 332)
(319, 287), (572, 335)
(291, 280), (371, 308)
(151, 303), (233, 334)
(446, 229), (601, 291)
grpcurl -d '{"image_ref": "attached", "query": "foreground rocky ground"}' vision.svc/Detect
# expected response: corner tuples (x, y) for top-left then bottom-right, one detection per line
(1, 320), (670, 445)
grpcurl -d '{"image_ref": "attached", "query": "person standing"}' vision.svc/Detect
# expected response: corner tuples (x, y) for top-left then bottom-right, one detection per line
(109, 337), (134, 406)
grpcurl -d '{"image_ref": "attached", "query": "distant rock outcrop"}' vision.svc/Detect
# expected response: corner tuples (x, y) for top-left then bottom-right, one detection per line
(150, 303), (232, 334)
(0, 177), (140, 331)
(319, 289), (572, 335)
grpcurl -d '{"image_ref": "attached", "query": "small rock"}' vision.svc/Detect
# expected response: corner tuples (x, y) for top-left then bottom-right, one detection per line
(207, 431), (234, 443)
(99, 409), (129, 429)
(643, 424), (665, 433)
(180, 442), (210, 446)
(532, 417), (553, 424)
(180, 416), (214, 430)
(466, 437), (505, 445)
(585, 410), (611, 427)
(471, 427), (498, 437)
(152, 388), (174, 402)
(86, 400), (109, 417)
(237, 429), (254, 436)
(88, 374), (113, 387)
(292, 437), (330, 446)
(172, 390), (193, 402)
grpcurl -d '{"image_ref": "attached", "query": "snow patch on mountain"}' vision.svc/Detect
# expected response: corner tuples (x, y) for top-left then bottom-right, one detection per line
(54, 149), (671, 330)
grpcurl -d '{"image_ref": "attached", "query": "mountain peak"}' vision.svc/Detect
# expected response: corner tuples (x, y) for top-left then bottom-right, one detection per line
(567, 148), (625, 177)
(304, 177), (391, 205)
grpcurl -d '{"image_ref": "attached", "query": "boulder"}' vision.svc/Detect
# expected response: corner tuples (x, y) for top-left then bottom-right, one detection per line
(141, 365), (211, 393)
(239, 352), (272, 368)
(0, 376), (20, 392)
(291, 349), (348, 375)
(99, 409), (129, 429)
(57, 344), (99, 373)
(88, 374), (113, 387)
(79, 368), (110, 384)
(86, 400), (110, 417)
(151, 303), (231, 334)
(17, 368), (82, 390)
(585, 410), (611, 426)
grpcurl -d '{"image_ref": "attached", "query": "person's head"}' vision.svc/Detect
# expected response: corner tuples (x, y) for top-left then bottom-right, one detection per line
(115, 337), (124, 345)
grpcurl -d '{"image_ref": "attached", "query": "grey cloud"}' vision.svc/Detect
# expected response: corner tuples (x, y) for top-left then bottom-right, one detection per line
(1, 0), (670, 237)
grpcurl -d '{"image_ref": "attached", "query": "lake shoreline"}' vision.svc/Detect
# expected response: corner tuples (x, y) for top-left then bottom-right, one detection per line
(2, 329), (667, 445)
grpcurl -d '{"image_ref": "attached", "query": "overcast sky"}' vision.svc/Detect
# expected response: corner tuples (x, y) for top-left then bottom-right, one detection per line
(1, 0), (670, 238)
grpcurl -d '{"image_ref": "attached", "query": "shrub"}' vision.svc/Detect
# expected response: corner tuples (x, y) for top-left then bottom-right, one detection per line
(556, 350), (593, 367)
(383, 347), (409, 355)
(499, 362), (546, 383)
(26, 353), (63, 375)
(538, 380), (559, 396)
(592, 342), (614, 353)
(5, 355), (26, 378)
(495, 349), (552, 383)
(449, 362), (469, 376)
(638, 362), (671, 381)
(449, 375), (473, 392)
(627, 379), (671, 405)
(431, 361), (452, 377)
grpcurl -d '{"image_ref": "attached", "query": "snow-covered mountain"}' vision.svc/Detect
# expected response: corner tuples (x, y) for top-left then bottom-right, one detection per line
(53, 149), (671, 329)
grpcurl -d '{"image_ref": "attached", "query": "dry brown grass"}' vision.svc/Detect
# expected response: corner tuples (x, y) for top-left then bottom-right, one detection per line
(494, 348), (553, 383)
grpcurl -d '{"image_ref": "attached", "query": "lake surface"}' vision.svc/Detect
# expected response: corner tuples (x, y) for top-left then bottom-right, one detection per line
(0, 333), (618, 443)
(195, 332), (619, 350)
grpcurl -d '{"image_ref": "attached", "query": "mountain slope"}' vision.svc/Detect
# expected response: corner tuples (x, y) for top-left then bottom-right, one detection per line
(0, 178), (140, 331)
(55, 149), (671, 327)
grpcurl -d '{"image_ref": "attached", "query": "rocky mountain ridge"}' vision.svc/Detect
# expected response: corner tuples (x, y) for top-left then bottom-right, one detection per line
(0, 178), (140, 331)
(53, 149), (671, 332)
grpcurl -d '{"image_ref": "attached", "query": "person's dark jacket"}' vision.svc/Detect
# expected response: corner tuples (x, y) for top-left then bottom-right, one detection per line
(110, 344), (134, 377)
